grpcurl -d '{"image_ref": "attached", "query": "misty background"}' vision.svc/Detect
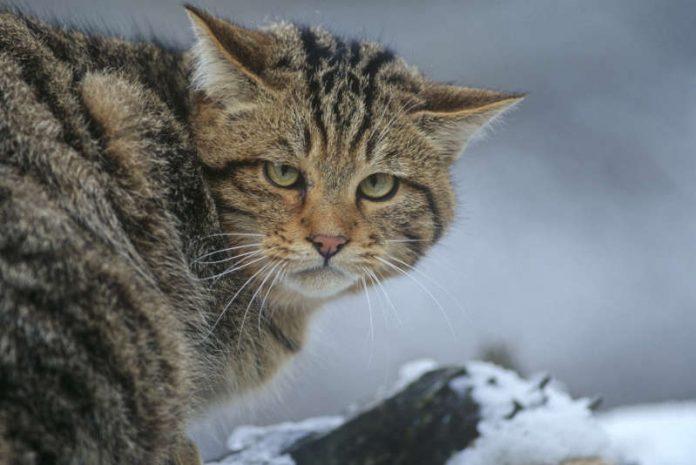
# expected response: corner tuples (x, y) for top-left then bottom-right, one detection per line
(9, 0), (696, 458)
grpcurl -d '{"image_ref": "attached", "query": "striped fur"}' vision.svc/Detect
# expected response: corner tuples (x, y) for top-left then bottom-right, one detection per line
(0, 6), (520, 465)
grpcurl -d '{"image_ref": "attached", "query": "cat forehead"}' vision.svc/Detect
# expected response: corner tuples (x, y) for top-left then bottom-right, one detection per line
(254, 25), (425, 162)
(265, 24), (423, 104)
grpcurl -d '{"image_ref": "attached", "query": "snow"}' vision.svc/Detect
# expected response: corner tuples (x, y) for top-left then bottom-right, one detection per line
(446, 362), (618, 465)
(393, 358), (439, 390)
(599, 402), (696, 465)
(207, 416), (342, 465)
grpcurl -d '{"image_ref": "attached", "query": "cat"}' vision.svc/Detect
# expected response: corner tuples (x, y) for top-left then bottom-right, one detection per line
(0, 5), (521, 464)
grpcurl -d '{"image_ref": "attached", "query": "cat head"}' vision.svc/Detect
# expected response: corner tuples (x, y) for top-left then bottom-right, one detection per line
(186, 6), (522, 300)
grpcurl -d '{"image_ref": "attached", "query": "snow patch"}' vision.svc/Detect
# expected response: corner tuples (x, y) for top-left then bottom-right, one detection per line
(394, 358), (439, 391)
(599, 402), (696, 465)
(208, 416), (343, 465)
(446, 362), (618, 465)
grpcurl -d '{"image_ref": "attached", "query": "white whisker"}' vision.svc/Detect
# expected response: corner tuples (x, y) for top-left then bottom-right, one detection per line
(256, 263), (287, 334)
(362, 267), (389, 328)
(237, 261), (282, 350)
(198, 254), (267, 282)
(193, 243), (262, 264)
(375, 256), (455, 335)
(384, 254), (468, 318)
(196, 248), (264, 266)
(198, 248), (277, 282)
(359, 274), (375, 365)
(203, 259), (272, 340)
(365, 267), (402, 326)
(196, 232), (265, 242)
(384, 239), (429, 243)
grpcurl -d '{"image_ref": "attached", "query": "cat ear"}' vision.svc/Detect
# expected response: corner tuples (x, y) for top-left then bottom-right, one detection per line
(411, 84), (524, 160)
(184, 5), (275, 102)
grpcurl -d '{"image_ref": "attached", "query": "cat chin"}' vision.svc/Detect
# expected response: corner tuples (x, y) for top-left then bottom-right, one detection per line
(283, 267), (356, 299)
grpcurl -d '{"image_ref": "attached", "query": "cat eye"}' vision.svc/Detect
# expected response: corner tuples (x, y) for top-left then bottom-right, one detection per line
(264, 162), (302, 188)
(358, 173), (398, 201)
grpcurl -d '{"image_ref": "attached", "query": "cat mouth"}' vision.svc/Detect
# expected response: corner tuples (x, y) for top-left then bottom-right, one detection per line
(295, 265), (346, 277)
(284, 265), (356, 298)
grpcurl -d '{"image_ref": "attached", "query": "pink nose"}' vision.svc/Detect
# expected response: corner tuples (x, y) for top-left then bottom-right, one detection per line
(309, 234), (349, 260)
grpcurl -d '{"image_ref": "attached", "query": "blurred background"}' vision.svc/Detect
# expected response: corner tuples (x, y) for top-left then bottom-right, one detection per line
(9, 0), (696, 459)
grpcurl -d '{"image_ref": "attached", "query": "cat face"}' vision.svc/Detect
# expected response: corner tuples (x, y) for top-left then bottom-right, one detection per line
(187, 7), (521, 299)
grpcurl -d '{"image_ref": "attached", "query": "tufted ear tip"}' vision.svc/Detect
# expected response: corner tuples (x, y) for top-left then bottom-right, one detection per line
(411, 84), (525, 160)
(183, 4), (213, 28)
(183, 3), (201, 17)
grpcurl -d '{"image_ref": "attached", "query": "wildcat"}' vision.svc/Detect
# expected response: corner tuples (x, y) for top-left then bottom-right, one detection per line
(0, 5), (521, 464)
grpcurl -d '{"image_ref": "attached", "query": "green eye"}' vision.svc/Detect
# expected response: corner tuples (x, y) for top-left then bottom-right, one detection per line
(358, 173), (398, 201)
(264, 162), (302, 188)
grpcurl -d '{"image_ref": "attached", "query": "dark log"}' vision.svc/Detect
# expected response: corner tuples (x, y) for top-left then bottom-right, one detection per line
(285, 367), (480, 465)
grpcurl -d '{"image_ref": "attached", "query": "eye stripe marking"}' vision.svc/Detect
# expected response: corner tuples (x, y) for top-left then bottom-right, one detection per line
(400, 179), (442, 242)
(210, 192), (255, 218)
(198, 159), (258, 181)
